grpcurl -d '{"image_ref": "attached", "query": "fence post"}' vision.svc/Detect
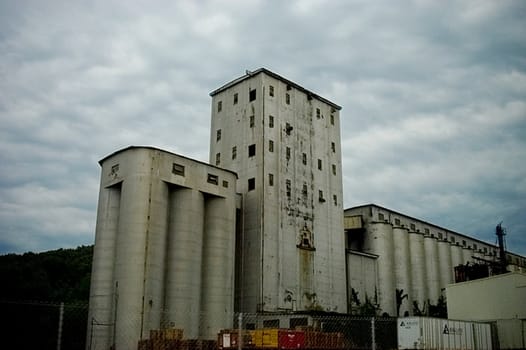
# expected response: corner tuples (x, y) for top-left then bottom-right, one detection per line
(57, 302), (64, 350)
(238, 312), (243, 350)
(371, 317), (376, 350)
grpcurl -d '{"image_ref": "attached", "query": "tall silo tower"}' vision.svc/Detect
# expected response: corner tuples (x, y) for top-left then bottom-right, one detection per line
(209, 69), (347, 313)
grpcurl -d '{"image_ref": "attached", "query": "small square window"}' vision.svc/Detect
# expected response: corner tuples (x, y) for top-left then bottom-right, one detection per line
(332, 164), (336, 175)
(395, 218), (400, 226)
(424, 228), (430, 234)
(302, 153), (307, 165)
(249, 89), (256, 101)
(207, 174), (218, 185)
(222, 180), (229, 188)
(232, 146), (237, 159)
(451, 236), (456, 243)
(331, 142), (336, 153)
(217, 100), (222, 112)
(250, 115), (255, 128)
(269, 85), (274, 97)
(438, 232), (443, 239)
(473, 244), (478, 250)
(233, 93), (238, 105)
(410, 223), (416, 231)
(215, 152), (221, 166)
(172, 163), (185, 176)
(248, 178), (255, 191)
(269, 173), (274, 186)
(285, 93), (290, 105)
(316, 108), (321, 119)
(248, 144), (256, 157)
(269, 140), (274, 152)
(378, 213), (384, 221)
(216, 129), (221, 142)
(269, 115), (274, 128)
(462, 240), (466, 247)
(318, 159), (322, 170)
(286, 147), (291, 160)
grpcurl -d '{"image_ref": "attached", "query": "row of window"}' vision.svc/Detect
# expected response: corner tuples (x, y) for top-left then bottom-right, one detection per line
(172, 163), (229, 188)
(379, 212), (498, 253)
(247, 175), (338, 205)
(216, 86), (336, 126)
(215, 143), (337, 175)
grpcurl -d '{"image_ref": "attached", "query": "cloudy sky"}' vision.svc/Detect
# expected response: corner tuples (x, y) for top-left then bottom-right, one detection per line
(1, 0), (525, 256)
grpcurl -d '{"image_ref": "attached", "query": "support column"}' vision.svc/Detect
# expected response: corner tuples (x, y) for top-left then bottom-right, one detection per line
(200, 196), (236, 339)
(393, 227), (411, 317)
(87, 185), (121, 350)
(142, 181), (170, 334)
(409, 232), (427, 314)
(114, 174), (152, 349)
(424, 236), (440, 305)
(164, 188), (205, 339)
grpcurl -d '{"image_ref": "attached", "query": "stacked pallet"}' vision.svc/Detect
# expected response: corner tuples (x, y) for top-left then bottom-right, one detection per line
(137, 328), (216, 350)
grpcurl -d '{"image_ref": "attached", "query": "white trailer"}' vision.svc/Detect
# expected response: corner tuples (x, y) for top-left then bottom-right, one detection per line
(398, 317), (493, 350)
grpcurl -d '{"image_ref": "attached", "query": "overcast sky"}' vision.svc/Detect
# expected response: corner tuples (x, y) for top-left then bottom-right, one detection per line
(1, 0), (525, 256)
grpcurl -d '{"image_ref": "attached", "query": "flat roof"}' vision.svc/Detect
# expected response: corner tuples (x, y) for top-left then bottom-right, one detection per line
(209, 68), (342, 111)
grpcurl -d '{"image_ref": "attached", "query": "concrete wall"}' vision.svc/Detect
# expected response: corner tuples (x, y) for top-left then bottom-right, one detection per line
(87, 147), (237, 349)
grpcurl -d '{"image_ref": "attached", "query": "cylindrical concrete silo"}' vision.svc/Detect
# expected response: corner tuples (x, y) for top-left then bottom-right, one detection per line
(200, 196), (236, 339)
(393, 227), (412, 316)
(462, 246), (473, 264)
(437, 240), (453, 292)
(450, 243), (464, 270)
(424, 236), (440, 305)
(164, 188), (205, 339)
(366, 222), (395, 316)
(141, 179), (170, 334)
(87, 184), (121, 350)
(114, 167), (152, 349)
(409, 232), (427, 314)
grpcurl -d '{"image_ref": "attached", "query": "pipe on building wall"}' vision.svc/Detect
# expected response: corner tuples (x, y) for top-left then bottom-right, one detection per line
(164, 188), (205, 339)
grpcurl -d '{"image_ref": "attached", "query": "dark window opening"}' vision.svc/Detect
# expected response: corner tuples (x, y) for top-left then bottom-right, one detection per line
(286, 147), (291, 160)
(263, 319), (279, 328)
(233, 93), (238, 105)
(216, 129), (221, 142)
(249, 89), (256, 101)
(331, 142), (336, 153)
(217, 100), (222, 112)
(172, 163), (185, 176)
(269, 140), (274, 152)
(222, 180), (229, 188)
(248, 144), (256, 157)
(269, 173), (274, 186)
(302, 153), (307, 165)
(232, 146), (237, 159)
(318, 159), (322, 170)
(269, 115), (274, 128)
(215, 153), (220, 166)
(207, 174), (219, 185)
(269, 85), (274, 97)
(285, 93), (290, 105)
(286, 179), (291, 198)
(250, 115), (255, 128)
(248, 178), (255, 191)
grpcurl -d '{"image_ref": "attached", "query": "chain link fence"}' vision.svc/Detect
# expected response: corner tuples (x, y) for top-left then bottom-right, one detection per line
(0, 303), (401, 350)
(0, 300), (88, 350)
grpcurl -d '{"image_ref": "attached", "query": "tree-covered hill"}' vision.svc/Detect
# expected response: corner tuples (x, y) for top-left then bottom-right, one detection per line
(0, 245), (93, 302)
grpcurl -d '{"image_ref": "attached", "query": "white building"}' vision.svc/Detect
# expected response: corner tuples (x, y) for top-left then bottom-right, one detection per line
(209, 68), (347, 313)
(344, 204), (526, 317)
(87, 146), (238, 349)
